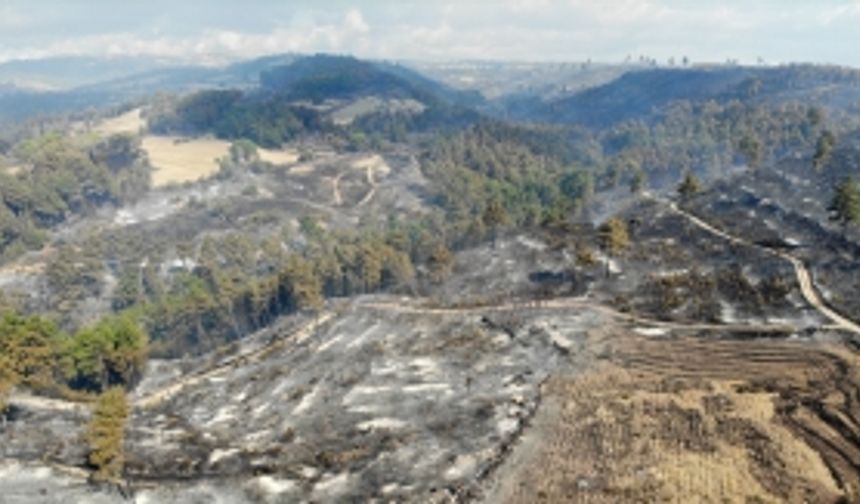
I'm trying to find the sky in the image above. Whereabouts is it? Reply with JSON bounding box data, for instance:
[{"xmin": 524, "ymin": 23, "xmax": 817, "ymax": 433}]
[{"xmin": 1, "ymin": 0, "xmax": 859, "ymax": 66}]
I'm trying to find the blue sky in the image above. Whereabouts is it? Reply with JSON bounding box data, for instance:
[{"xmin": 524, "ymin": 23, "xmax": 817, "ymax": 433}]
[{"xmin": 1, "ymin": 0, "xmax": 859, "ymax": 66}]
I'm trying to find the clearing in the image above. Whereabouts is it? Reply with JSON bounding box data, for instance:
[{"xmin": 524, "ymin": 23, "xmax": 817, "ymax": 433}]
[
  {"xmin": 142, "ymin": 135, "xmax": 231, "ymax": 187},
  {"xmin": 257, "ymin": 147, "xmax": 300, "ymax": 166},
  {"xmin": 94, "ymin": 107, "xmax": 145, "ymax": 136}
]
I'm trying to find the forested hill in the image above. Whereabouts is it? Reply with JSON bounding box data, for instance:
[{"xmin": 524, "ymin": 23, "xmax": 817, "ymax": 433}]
[
  {"xmin": 149, "ymin": 55, "xmax": 481, "ymax": 147},
  {"xmin": 529, "ymin": 65, "xmax": 860, "ymax": 127},
  {"xmin": 260, "ymin": 54, "xmax": 482, "ymax": 107}
]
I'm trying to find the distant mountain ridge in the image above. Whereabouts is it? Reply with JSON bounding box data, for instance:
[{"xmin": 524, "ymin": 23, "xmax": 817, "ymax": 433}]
[
  {"xmin": 534, "ymin": 65, "xmax": 860, "ymax": 127},
  {"xmin": 259, "ymin": 54, "xmax": 483, "ymax": 108}
]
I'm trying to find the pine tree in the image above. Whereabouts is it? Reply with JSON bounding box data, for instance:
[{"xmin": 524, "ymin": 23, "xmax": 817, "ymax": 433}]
[
  {"xmin": 87, "ymin": 387, "xmax": 129, "ymax": 483},
  {"xmin": 829, "ymin": 178, "xmax": 860, "ymax": 229},
  {"xmin": 812, "ymin": 130, "xmax": 836, "ymax": 171},
  {"xmin": 482, "ymin": 198, "xmax": 510, "ymax": 246},
  {"xmin": 0, "ymin": 354, "xmax": 19, "ymax": 423},
  {"xmin": 283, "ymin": 256, "xmax": 324, "ymax": 311},
  {"xmin": 738, "ymin": 134, "xmax": 762, "ymax": 169},
  {"xmin": 428, "ymin": 243, "xmax": 454, "ymax": 284},
  {"xmin": 629, "ymin": 170, "xmax": 647, "ymax": 194},
  {"xmin": 677, "ymin": 172, "xmax": 702, "ymax": 201},
  {"xmin": 598, "ymin": 218, "xmax": 630, "ymax": 257}
]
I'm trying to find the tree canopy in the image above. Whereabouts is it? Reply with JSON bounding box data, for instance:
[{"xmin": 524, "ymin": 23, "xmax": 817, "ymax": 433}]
[{"xmin": 829, "ymin": 177, "xmax": 860, "ymax": 228}]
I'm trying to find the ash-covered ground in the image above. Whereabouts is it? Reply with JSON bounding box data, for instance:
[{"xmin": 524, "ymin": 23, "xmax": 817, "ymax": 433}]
[
  {"xmin": 4, "ymin": 135, "xmax": 860, "ymax": 502},
  {"xmin": 2, "ymin": 294, "xmax": 607, "ymax": 503}
]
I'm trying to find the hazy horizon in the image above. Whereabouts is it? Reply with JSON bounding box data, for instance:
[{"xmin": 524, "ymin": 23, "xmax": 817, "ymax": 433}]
[{"xmin": 1, "ymin": 0, "xmax": 859, "ymax": 67}]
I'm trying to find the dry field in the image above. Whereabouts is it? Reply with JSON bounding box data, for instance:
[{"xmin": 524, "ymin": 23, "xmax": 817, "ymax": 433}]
[
  {"xmin": 258, "ymin": 147, "xmax": 300, "ymax": 166},
  {"xmin": 94, "ymin": 107, "xmax": 145, "ymax": 136},
  {"xmin": 486, "ymin": 330, "xmax": 860, "ymax": 503},
  {"xmin": 142, "ymin": 134, "xmax": 301, "ymax": 186},
  {"xmin": 142, "ymin": 135, "xmax": 231, "ymax": 187}
]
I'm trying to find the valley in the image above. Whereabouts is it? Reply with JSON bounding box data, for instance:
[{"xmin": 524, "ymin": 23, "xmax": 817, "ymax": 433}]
[{"xmin": 1, "ymin": 52, "xmax": 860, "ymax": 503}]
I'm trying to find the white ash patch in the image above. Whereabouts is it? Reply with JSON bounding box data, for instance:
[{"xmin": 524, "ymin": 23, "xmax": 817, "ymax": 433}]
[
  {"xmin": 209, "ymin": 448, "xmax": 240, "ymax": 465},
  {"xmin": 312, "ymin": 472, "xmax": 351, "ymax": 500},
  {"xmin": 409, "ymin": 357, "xmax": 442, "ymax": 379},
  {"xmin": 633, "ymin": 327, "xmax": 670, "ymax": 337},
  {"xmin": 346, "ymin": 322, "xmax": 381, "ymax": 349},
  {"xmin": 292, "ymin": 385, "xmax": 321, "ymax": 415},
  {"xmin": 316, "ymin": 333, "xmax": 344, "ymax": 353},
  {"xmin": 516, "ymin": 235, "xmax": 548, "ymax": 252},
  {"xmin": 497, "ymin": 417, "xmax": 520, "ymax": 436},
  {"xmin": 251, "ymin": 475, "xmax": 297, "ymax": 495},
  {"xmin": 205, "ymin": 405, "xmax": 237, "ymax": 427},
  {"xmin": 402, "ymin": 383, "xmax": 453, "ymax": 395},
  {"xmin": 357, "ymin": 417, "xmax": 408, "ymax": 432},
  {"xmin": 342, "ymin": 385, "xmax": 393, "ymax": 405},
  {"xmin": 445, "ymin": 454, "xmax": 478, "ymax": 481},
  {"xmin": 720, "ymin": 301, "xmax": 737, "ymax": 323}
]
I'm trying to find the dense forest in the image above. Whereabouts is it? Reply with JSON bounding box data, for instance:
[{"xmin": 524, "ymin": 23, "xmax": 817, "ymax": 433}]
[{"xmin": 149, "ymin": 55, "xmax": 479, "ymax": 149}]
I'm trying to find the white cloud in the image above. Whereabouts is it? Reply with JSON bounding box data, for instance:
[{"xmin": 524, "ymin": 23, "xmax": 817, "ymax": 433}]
[
  {"xmin": 344, "ymin": 9, "xmax": 370, "ymax": 34},
  {"xmin": 0, "ymin": 1, "xmax": 858, "ymax": 67},
  {"xmin": 0, "ymin": 6, "xmax": 28, "ymax": 29},
  {"xmin": 0, "ymin": 10, "xmax": 376, "ymax": 64},
  {"xmin": 508, "ymin": 0, "xmax": 551, "ymax": 14}
]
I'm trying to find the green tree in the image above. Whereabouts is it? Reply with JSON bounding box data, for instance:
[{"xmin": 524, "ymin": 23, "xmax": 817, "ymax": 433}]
[
  {"xmin": 86, "ymin": 387, "xmax": 129, "ymax": 483},
  {"xmin": 576, "ymin": 246, "xmax": 599, "ymax": 268},
  {"xmin": 66, "ymin": 315, "xmax": 149, "ymax": 391},
  {"xmin": 229, "ymin": 139, "xmax": 259, "ymax": 164},
  {"xmin": 482, "ymin": 198, "xmax": 510, "ymax": 246},
  {"xmin": 560, "ymin": 170, "xmax": 594, "ymax": 203},
  {"xmin": 428, "ymin": 243, "xmax": 454, "ymax": 284},
  {"xmin": 677, "ymin": 171, "xmax": 702, "ymax": 201},
  {"xmin": 282, "ymin": 256, "xmax": 324, "ymax": 311},
  {"xmin": 629, "ymin": 169, "xmax": 647, "ymax": 194},
  {"xmin": 738, "ymin": 134, "xmax": 762, "ymax": 169},
  {"xmin": 812, "ymin": 130, "xmax": 836, "ymax": 171},
  {"xmin": 829, "ymin": 177, "xmax": 860, "ymax": 229},
  {"xmin": 598, "ymin": 217, "xmax": 630, "ymax": 257},
  {"xmin": 0, "ymin": 353, "xmax": 19, "ymax": 422},
  {"xmin": 0, "ymin": 313, "xmax": 60, "ymax": 389}
]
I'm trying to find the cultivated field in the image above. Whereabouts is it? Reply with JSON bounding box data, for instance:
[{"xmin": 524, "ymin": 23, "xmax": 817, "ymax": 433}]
[
  {"xmin": 485, "ymin": 331, "xmax": 858, "ymax": 503},
  {"xmin": 142, "ymin": 135, "xmax": 231, "ymax": 187}
]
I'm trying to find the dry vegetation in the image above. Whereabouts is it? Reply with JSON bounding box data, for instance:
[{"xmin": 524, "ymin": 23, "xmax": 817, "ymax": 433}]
[
  {"xmin": 257, "ymin": 147, "xmax": 300, "ymax": 166},
  {"xmin": 142, "ymin": 135, "xmax": 231, "ymax": 187},
  {"xmin": 94, "ymin": 108, "xmax": 145, "ymax": 136},
  {"xmin": 487, "ymin": 329, "xmax": 860, "ymax": 503},
  {"xmin": 1, "ymin": 164, "xmax": 23, "ymax": 175},
  {"xmin": 142, "ymin": 134, "xmax": 300, "ymax": 186}
]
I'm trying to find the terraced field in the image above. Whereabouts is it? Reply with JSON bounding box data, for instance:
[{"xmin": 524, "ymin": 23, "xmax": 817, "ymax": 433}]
[{"xmin": 486, "ymin": 332, "xmax": 860, "ymax": 503}]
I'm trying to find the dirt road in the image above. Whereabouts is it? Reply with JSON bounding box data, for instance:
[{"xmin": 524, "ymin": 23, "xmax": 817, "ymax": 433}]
[
  {"xmin": 665, "ymin": 200, "xmax": 860, "ymax": 335},
  {"xmin": 134, "ymin": 311, "xmax": 334, "ymax": 409},
  {"xmin": 360, "ymin": 296, "xmax": 797, "ymax": 334}
]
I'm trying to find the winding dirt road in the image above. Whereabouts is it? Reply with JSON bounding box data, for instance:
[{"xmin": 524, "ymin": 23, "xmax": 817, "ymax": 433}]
[
  {"xmin": 665, "ymin": 200, "xmax": 860, "ymax": 335},
  {"xmin": 355, "ymin": 162, "xmax": 378, "ymax": 208}
]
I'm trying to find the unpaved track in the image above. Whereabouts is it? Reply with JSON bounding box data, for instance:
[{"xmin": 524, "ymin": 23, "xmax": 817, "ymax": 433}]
[
  {"xmin": 361, "ymin": 297, "xmax": 798, "ymax": 334},
  {"xmin": 331, "ymin": 173, "xmax": 345, "ymax": 206},
  {"xmin": 10, "ymin": 313, "xmax": 335, "ymax": 413},
  {"xmin": 134, "ymin": 311, "xmax": 334, "ymax": 409},
  {"xmin": 331, "ymin": 159, "xmax": 380, "ymax": 208},
  {"xmin": 665, "ymin": 200, "xmax": 860, "ymax": 335},
  {"xmin": 6, "ymin": 393, "xmax": 88, "ymax": 414},
  {"xmin": 355, "ymin": 163, "xmax": 378, "ymax": 208}
]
